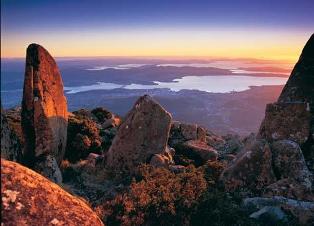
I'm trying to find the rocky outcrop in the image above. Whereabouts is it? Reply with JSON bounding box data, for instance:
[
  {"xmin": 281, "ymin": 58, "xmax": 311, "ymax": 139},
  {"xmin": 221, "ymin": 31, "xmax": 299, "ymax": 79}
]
[
  {"xmin": 105, "ymin": 95, "xmax": 172, "ymax": 173},
  {"xmin": 220, "ymin": 139, "xmax": 276, "ymax": 192},
  {"xmin": 1, "ymin": 159, "xmax": 104, "ymax": 226},
  {"xmin": 21, "ymin": 44, "xmax": 68, "ymax": 182},
  {"xmin": 258, "ymin": 34, "xmax": 314, "ymax": 171},
  {"xmin": 221, "ymin": 35, "xmax": 314, "ymax": 199},
  {"xmin": 1, "ymin": 106, "xmax": 22, "ymax": 162}
]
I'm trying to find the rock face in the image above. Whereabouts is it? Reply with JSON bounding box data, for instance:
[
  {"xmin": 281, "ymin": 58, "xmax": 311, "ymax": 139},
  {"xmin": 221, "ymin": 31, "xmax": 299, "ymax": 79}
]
[
  {"xmin": 21, "ymin": 44, "xmax": 68, "ymax": 182},
  {"xmin": 259, "ymin": 103, "xmax": 311, "ymax": 145},
  {"xmin": 1, "ymin": 106, "xmax": 22, "ymax": 162},
  {"xmin": 271, "ymin": 140, "xmax": 311, "ymax": 183},
  {"xmin": 220, "ymin": 139, "xmax": 276, "ymax": 192},
  {"xmin": 105, "ymin": 95, "xmax": 172, "ymax": 172},
  {"xmin": 1, "ymin": 159, "xmax": 104, "ymax": 226},
  {"xmin": 4, "ymin": 106, "xmax": 24, "ymax": 145}
]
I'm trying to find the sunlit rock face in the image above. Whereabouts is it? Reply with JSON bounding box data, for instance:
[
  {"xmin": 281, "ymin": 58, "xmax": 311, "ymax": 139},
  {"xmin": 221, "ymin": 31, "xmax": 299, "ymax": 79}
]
[
  {"xmin": 21, "ymin": 44, "xmax": 68, "ymax": 183},
  {"xmin": 105, "ymin": 95, "xmax": 172, "ymax": 173},
  {"xmin": 1, "ymin": 159, "xmax": 104, "ymax": 226}
]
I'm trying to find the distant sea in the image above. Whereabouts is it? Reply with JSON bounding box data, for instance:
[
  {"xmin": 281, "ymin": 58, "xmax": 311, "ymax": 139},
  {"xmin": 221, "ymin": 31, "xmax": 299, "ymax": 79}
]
[{"xmin": 1, "ymin": 58, "xmax": 291, "ymax": 135}]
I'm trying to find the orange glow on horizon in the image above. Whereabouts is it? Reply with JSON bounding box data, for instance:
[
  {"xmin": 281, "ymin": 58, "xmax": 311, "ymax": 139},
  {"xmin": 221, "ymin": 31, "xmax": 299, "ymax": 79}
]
[{"xmin": 1, "ymin": 28, "xmax": 311, "ymax": 63}]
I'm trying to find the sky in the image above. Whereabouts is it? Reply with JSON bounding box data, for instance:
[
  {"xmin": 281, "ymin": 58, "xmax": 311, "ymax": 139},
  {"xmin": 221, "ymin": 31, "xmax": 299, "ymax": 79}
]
[{"xmin": 1, "ymin": 0, "xmax": 314, "ymax": 60}]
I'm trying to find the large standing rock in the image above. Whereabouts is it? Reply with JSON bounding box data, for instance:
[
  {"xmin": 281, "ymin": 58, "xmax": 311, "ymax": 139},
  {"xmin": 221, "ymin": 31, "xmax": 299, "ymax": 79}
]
[
  {"xmin": 220, "ymin": 139, "xmax": 276, "ymax": 192},
  {"xmin": 21, "ymin": 44, "xmax": 68, "ymax": 182},
  {"xmin": 1, "ymin": 106, "xmax": 22, "ymax": 162},
  {"xmin": 105, "ymin": 95, "xmax": 172, "ymax": 173},
  {"xmin": 1, "ymin": 159, "xmax": 104, "ymax": 226}
]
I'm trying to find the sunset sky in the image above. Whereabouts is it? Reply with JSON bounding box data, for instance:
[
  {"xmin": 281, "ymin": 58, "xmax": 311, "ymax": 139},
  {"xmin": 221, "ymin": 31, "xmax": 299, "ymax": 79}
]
[{"xmin": 1, "ymin": 0, "xmax": 313, "ymax": 60}]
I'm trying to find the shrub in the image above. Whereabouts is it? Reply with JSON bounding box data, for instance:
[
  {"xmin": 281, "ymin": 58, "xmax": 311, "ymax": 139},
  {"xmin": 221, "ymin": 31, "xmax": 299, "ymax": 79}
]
[{"xmin": 98, "ymin": 165, "xmax": 207, "ymax": 226}]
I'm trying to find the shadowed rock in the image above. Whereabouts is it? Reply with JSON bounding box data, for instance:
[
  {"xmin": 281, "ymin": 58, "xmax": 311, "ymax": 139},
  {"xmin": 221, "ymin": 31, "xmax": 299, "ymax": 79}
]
[
  {"xmin": 1, "ymin": 159, "xmax": 104, "ymax": 226},
  {"xmin": 244, "ymin": 196, "xmax": 314, "ymax": 225},
  {"xmin": 220, "ymin": 139, "xmax": 276, "ymax": 192},
  {"xmin": 1, "ymin": 106, "xmax": 22, "ymax": 162},
  {"xmin": 105, "ymin": 95, "xmax": 172, "ymax": 173},
  {"xmin": 21, "ymin": 44, "xmax": 68, "ymax": 182},
  {"xmin": 259, "ymin": 103, "xmax": 311, "ymax": 145}
]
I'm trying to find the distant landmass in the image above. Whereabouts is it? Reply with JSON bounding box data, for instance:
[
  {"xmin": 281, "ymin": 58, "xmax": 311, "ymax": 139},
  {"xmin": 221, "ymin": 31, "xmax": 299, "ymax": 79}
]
[{"xmin": 1, "ymin": 57, "xmax": 290, "ymax": 135}]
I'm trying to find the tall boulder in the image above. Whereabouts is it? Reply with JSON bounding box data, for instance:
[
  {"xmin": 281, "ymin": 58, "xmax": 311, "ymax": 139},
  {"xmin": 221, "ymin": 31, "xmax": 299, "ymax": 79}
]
[
  {"xmin": 1, "ymin": 106, "xmax": 22, "ymax": 162},
  {"xmin": 1, "ymin": 159, "xmax": 104, "ymax": 226},
  {"xmin": 105, "ymin": 95, "xmax": 172, "ymax": 173},
  {"xmin": 21, "ymin": 44, "xmax": 68, "ymax": 182}
]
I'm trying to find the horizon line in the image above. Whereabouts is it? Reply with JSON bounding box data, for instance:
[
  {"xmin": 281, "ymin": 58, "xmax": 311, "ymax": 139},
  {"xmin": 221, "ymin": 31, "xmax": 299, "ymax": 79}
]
[{"xmin": 0, "ymin": 55, "xmax": 296, "ymax": 62}]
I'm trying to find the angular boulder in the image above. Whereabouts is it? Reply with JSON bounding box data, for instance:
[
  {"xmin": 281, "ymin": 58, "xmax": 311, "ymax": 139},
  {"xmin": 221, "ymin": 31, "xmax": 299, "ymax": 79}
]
[
  {"xmin": 1, "ymin": 159, "xmax": 104, "ymax": 226},
  {"xmin": 179, "ymin": 140, "xmax": 218, "ymax": 164},
  {"xmin": 1, "ymin": 106, "xmax": 22, "ymax": 162},
  {"xmin": 105, "ymin": 95, "xmax": 172, "ymax": 172},
  {"xmin": 168, "ymin": 121, "xmax": 206, "ymax": 146},
  {"xmin": 220, "ymin": 139, "xmax": 276, "ymax": 192},
  {"xmin": 21, "ymin": 44, "xmax": 68, "ymax": 182}
]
